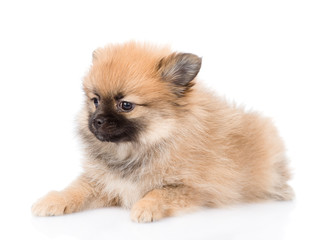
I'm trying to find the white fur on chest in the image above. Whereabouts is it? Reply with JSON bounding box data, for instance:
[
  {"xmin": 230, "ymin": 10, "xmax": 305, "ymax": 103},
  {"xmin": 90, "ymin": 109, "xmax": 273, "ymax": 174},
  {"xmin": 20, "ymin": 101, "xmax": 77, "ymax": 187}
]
[
  {"xmin": 84, "ymin": 160, "xmax": 146, "ymax": 209},
  {"xmin": 102, "ymin": 172, "xmax": 144, "ymax": 209},
  {"xmin": 84, "ymin": 143, "xmax": 165, "ymax": 209}
]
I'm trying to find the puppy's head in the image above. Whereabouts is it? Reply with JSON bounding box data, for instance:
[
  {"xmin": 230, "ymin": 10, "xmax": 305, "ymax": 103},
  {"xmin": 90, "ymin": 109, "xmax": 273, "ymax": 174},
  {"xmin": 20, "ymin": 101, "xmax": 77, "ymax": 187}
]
[{"xmin": 82, "ymin": 42, "xmax": 201, "ymax": 144}]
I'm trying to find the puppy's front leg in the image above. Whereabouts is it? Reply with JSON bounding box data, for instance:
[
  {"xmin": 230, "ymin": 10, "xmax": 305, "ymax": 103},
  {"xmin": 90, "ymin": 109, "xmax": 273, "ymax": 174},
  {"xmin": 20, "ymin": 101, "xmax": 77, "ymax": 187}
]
[
  {"xmin": 131, "ymin": 185, "xmax": 202, "ymax": 223},
  {"xmin": 32, "ymin": 174, "xmax": 109, "ymax": 216}
]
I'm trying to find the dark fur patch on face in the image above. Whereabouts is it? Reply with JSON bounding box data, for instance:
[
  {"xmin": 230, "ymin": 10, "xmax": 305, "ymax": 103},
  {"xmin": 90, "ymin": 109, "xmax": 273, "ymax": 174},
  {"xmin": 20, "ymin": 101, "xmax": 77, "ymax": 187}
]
[
  {"xmin": 88, "ymin": 96, "xmax": 144, "ymax": 143},
  {"xmin": 114, "ymin": 93, "xmax": 124, "ymax": 101}
]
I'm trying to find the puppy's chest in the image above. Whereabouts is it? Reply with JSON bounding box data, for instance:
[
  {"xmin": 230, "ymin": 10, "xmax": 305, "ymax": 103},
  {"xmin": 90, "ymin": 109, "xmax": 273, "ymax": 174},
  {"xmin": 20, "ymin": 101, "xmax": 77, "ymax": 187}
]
[
  {"xmin": 86, "ymin": 160, "xmax": 159, "ymax": 208},
  {"xmin": 86, "ymin": 144, "xmax": 170, "ymax": 208},
  {"xmin": 101, "ymin": 173, "xmax": 145, "ymax": 208}
]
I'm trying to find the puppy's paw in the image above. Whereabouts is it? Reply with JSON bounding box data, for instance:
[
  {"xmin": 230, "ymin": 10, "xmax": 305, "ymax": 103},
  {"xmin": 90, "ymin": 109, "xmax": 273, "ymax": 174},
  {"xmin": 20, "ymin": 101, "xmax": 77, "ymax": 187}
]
[
  {"xmin": 130, "ymin": 199, "xmax": 164, "ymax": 223},
  {"xmin": 32, "ymin": 191, "xmax": 78, "ymax": 216}
]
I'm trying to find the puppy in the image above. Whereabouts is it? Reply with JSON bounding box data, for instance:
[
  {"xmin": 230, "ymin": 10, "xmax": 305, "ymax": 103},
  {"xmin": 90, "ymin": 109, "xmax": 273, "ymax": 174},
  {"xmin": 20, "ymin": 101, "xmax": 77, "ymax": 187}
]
[{"xmin": 32, "ymin": 42, "xmax": 293, "ymax": 222}]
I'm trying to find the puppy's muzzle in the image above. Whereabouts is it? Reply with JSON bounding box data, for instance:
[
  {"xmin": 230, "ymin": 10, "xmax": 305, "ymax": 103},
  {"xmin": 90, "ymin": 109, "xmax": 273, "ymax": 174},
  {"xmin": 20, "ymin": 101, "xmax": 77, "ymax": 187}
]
[{"xmin": 92, "ymin": 114, "xmax": 106, "ymax": 130}]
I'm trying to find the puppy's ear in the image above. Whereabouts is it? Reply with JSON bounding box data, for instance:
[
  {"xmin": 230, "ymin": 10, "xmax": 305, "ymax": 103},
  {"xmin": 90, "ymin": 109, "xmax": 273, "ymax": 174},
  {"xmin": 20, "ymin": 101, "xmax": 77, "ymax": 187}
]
[
  {"xmin": 92, "ymin": 48, "xmax": 104, "ymax": 62},
  {"xmin": 157, "ymin": 53, "xmax": 202, "ymax": 96}
]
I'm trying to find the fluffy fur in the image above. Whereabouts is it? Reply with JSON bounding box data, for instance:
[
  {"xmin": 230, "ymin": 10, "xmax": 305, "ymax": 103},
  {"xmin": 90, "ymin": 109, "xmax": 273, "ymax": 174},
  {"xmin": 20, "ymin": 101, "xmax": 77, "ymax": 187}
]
[{"xmin": 32, "ymin": 42, "xmax": 293, "ymax": 222}]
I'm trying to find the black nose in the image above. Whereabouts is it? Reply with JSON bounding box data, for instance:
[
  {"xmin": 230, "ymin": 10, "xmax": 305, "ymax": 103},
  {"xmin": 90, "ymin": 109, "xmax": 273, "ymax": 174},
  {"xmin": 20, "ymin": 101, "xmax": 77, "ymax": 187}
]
[{"xmin": 93, "ymin": 115, "xmax": 105, "ymax": 130}]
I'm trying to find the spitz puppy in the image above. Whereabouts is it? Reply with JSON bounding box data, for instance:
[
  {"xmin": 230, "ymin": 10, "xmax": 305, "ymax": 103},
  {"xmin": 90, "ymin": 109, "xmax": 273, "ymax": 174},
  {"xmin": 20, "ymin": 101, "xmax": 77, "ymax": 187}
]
[{"xmin": 32, "ymin": 42, "xmax": 293, "ymax": 222}]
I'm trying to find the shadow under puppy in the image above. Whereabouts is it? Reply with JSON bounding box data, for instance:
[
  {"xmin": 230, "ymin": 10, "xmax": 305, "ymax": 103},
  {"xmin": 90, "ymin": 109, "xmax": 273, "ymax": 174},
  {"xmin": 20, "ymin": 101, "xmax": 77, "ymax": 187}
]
[{"xmin": 32, "ymin": 42, "xmax": 293, "ymax": 222}]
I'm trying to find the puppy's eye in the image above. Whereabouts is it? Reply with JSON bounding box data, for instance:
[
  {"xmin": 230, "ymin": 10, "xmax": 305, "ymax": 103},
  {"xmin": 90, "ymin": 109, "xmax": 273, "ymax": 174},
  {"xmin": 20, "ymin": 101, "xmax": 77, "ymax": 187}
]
[
  {"xmin": 92, "ymin": 98, "xmax": 99, "ymax": 108},
  {"xmin": 118, "ymin": 101, "xmax": 135, "ymax": 112}
]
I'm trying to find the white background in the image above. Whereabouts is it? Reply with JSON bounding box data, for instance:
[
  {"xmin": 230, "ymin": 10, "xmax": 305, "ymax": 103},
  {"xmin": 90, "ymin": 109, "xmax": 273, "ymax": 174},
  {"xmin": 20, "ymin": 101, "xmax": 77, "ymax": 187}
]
[{"xmin": 0, "ymin": 1, "xmax": 308, "ymax": 239}]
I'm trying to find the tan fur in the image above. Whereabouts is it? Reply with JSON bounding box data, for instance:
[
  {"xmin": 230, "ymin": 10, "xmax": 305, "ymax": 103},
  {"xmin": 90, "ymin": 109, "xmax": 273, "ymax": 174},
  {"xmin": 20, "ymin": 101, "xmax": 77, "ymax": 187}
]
[{"xmin": 32, "ymin": 42, "xmax": 293, "ymax": 222}]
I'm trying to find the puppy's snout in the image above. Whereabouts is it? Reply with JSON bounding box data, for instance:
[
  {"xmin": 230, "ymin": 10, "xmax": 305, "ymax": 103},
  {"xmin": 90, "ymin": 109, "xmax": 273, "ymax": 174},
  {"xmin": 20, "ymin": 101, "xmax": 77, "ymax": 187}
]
[{"xmin": 93, "ymin": 115, "xmax": 105, "ymax": 130}]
